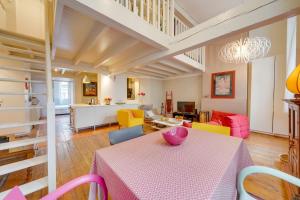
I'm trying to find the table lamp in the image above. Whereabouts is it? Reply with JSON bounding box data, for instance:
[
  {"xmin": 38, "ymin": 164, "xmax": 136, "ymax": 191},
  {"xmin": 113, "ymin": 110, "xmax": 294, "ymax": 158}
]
[{"xmin": 286, "ymin": 64, "xmax": 300, "ymax": 98}]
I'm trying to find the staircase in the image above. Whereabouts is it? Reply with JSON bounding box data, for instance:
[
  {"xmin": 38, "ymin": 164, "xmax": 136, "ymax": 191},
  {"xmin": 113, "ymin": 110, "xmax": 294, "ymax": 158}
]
[{"xmin": 0, "ymin": 1, "xmax": 56, "ymax": 198}]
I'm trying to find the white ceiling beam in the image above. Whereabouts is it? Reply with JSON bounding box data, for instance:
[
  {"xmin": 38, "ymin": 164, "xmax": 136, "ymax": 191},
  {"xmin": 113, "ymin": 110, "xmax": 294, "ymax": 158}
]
[
  {"xmin": 0, "ymin": 44, "xmax": 45, "ymax": 57},
  {"xmin": 127, "ymin": 71, "xmax": 163, "ymax": 80},
  {"xmin": 94, "ymin": 39, "xmax": 139, "ymax": 68},
  {"xmin": 174, "ymin": 2, "xmax": 198, "ymax": 26},
  {"xmin": 132, "ymin": 69, "xmax": 166, "ymax": 78},
  {"xmin": 110, "ymin": 0, "xmax": 300, "ymax": 74},
  {"xmin": 173, "ymin": 54, "xmax": 205, "ymax": 71},
  {"xmin": 73, "ymin": 23, "xmax": 108, "ymax": 65},
  {"xmin": 148, "ymin": 63, "xmax": 182, "ymax": 74},
  {"xmin": 62, "ymin": 0, "xmax": 172, "ymax": 50},
  {"xmin": 52, "ymin": 58, "xmax": 109, "ymax": 74},
  {"xmin": 139, "ymin": 67, "xmax": 171, "ymax": 76},
  {"xmin": 158, "ymin": 60, "xmax": 192, "ymax": 73},
  {"xmin": 52, "ymin": 1, "xmax": 64, "ymax": 60}
]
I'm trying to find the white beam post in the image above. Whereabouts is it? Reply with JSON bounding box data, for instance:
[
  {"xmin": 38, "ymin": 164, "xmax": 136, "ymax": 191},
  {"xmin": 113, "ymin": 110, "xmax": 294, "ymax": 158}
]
[
  {"xmin": 44, "ymin": 0, "xmax": 56, "ymax": 193},
  {"xmin": 170, "ymin": 0, "xmax": 174, "ymax": 36},
  {"xmin": 157, "ymin": 0, "xmax": 160, "ymax": 30}
]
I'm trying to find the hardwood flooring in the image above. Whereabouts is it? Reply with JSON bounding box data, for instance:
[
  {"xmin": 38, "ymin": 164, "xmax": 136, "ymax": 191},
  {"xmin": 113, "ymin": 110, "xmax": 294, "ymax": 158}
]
[{"xmin": 1, "ymin": 115, "xmax": 289, "ymax": 200}]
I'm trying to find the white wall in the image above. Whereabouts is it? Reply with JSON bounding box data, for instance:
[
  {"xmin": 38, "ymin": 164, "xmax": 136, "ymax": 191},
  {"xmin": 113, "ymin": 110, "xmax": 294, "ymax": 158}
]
[
  {"xmin": 201, "ymin": 35, "xmax": 248, "ymax": 115},
  {"xmin": 0, "ymin": 0, "xmax": 44, "ymax": 39},
  {"xmin": 163, "ymin": 75, "xmax": 202, "ymax": 112},
  {"xmin": 99, "ymin": 74, "xmax": 164, "ymax": 109}
]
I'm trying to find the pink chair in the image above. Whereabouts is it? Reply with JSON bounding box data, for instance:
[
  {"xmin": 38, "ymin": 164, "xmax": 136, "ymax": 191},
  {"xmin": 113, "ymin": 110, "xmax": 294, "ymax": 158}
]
[{"xmin": 4, "ymin": 174, "xmax": 108, "ymax": 200}]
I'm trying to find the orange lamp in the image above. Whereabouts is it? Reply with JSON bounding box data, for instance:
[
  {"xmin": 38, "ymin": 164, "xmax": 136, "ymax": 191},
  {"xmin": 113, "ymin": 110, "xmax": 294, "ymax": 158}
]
[{"xmin": 286, "ymin": 64, "xmax": 300, "ymax": 94}]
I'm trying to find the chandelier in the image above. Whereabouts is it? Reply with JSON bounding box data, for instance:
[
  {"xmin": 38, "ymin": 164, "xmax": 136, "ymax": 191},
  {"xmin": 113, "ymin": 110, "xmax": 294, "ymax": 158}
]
[{"xmin": 218, "ymin": 37, "xmax": 271, "ymax": 64}]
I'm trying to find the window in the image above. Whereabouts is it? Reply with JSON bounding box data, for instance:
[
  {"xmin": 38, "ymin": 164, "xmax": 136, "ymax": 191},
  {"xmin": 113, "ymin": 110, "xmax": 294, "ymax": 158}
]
[{"xmin": 53, "ymin": 80, "xmax": 74, "ymax": 106}]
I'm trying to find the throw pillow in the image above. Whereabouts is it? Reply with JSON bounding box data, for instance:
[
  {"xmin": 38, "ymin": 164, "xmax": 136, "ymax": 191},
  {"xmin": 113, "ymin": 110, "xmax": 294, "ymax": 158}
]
[
  {"xmin": 182, "ymin": 121, "xmax": 192, "ymax": 128},
  {"xmin": 145, "ymin": 110, "xmax": 155, "ymax": 118},
  {"xmin": 211, "ymin": 110, "xmax": 235, "ymax": 124}
]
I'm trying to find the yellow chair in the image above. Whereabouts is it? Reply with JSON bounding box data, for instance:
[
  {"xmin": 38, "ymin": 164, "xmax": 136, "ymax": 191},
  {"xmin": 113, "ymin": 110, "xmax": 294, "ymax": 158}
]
[
  {"xmin": 192, "ymin": 122, "xmax": 230, "ymax": 136},
  {"xmin": 117, "ymin": 109, "xmax": 144, "ymax": 128}
]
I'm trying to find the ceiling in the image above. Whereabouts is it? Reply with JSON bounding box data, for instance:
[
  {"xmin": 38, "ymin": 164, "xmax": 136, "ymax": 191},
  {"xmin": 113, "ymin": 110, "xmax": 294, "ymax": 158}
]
[{"xmin": 175, "ymin": 0, "xmax": 245, "ymax": 24}]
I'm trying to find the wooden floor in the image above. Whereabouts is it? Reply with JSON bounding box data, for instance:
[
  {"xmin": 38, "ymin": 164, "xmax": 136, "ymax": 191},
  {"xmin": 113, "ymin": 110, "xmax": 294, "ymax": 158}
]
[{"xmin": 1, "ymin": 115, "xmax": 289, "ymax": 200}]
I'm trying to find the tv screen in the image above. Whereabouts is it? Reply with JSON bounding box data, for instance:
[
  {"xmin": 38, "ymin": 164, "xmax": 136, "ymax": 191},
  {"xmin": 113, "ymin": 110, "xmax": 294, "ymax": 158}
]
[{"xmin": 177, "ymin": 102, "xmax": 195, "ymax": 113}]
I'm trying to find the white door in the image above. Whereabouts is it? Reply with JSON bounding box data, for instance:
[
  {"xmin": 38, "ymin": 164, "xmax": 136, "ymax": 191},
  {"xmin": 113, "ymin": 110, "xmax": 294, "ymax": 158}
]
[{"xmin": 250, "ymin": 57, "xmax": 275, "ymax": 134}]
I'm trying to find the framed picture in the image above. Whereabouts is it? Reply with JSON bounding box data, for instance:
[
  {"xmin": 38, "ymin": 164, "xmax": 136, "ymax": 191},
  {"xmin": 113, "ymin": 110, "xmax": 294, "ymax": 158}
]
[
  {"xmin": 127, "ymin": 78, "xmax": 136, "ymax": 100},
  {"xmin": 83, "ymin": 82, "xmax": 97, "ymax": 96},
  {"xmin": 211, "ymin": 70, "xmax": 235, "ymax": 98}
]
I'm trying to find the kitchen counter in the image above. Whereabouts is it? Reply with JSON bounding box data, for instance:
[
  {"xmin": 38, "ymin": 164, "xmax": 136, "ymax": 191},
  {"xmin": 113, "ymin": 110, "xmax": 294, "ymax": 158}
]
[{"xmin": 70, "ymin": 103, "xmax": 139, "ymax": 132}]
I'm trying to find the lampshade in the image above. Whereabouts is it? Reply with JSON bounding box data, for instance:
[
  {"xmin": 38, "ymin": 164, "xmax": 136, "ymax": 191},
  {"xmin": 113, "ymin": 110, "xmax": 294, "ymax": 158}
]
[
  {"xmin": 82, "ymin": 75, "xmax": 90, "ymax": 83},
  {"xmin": 286, "ymin": 64, "xmax": 300, "ymax": 94}
]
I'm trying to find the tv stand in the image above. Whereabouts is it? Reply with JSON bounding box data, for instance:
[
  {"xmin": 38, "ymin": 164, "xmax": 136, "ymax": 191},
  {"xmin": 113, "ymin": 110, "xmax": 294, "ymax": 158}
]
[{"xmin": 173, "ymin": 112, "xmax": 198, "ymax": 122}]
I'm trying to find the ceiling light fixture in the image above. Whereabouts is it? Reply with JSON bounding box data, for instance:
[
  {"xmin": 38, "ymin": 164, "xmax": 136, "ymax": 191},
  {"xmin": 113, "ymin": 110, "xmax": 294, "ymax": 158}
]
[
  {"xmin": 82, "ymin": 75, "xmax": 91, "ymax": 83},
  {"xmin": 218, "ymin": 37, "xmax": 271, "ymax": 64}
]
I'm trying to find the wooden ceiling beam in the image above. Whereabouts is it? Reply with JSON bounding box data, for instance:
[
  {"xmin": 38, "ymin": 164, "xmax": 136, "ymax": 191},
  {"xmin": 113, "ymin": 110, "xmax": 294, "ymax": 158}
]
[
  {"xmin": 94, "ymin": 39, "xmax": 139, "ymax": 68},
  {"xmin": 73, "ymin": 23, "xmax": 108, "ymax": 65}
]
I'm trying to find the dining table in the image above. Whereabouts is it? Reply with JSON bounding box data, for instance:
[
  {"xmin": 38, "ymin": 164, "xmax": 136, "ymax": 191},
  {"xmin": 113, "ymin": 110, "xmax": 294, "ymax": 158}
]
[{"xmin": 89, "ymin": 127, "xmax": 253, "ymax": 200}]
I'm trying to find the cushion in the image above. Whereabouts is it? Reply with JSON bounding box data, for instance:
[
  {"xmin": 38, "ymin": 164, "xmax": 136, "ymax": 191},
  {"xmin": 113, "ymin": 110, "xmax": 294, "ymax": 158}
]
[
  {"xmin": 211, "ymin": 110, "xmax": 235, "ymax": 124},
  {"xmin": 4, "ymin": 186, "xmax": 26, "ymax": 200},
  {"xmin": 224, "ymin": 115, "xmax": 249, "ymax": 138},
  {"xmin": 145, "ymin": 110, "xmax": 155, "ymax": 118},
  {"xmin": 182, "ymin": 121, "xmax": 192, "ymax": 128},
  {"xmin": 207, "ymin": 121, "xmax": 222, "ymax": 126},
  {"xmin": 127, "ymin": 110, "xmax": 134, "ymax": 118}
]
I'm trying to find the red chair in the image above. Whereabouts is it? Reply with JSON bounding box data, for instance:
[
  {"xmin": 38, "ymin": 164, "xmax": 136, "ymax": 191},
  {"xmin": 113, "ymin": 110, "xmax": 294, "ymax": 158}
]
[{"xmin": 4, "ymin": 174, "xmax": 108, "ymax": 200}]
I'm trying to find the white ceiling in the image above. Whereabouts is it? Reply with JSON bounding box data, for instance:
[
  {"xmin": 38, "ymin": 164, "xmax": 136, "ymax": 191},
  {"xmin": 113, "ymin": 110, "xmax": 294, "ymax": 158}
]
[{"xmin": 175, "ymin": 0, "xmax": 245, "ymax": 24}]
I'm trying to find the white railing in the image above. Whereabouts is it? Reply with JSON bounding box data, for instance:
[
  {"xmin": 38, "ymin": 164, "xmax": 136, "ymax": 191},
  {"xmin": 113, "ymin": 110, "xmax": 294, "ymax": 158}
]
[
  {"xmin": 115, "ymin": 0, "xmax": 174, "ymax": 36},
  {"xmin": 114, "ymin": 0, "xmax": 204, "ymax": 66},
  {"xmin": 174, "ymin": 16, "xmax": 205, "ymax": 64}
]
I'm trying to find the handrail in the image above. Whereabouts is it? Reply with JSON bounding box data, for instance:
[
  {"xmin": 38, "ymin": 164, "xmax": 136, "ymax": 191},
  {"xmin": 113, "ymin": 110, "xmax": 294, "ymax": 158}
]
[{"xmin": 113, "ymin": 0, "xmax": 205, "ymax": 66}]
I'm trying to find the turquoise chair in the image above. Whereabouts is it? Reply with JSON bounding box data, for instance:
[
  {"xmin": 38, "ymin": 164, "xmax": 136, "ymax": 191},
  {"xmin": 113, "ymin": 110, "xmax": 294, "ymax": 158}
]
[
  {"xmin": 238, "ymin": 166, "xmax": 300, "ymax": 200},
  {"xmin": 109, "ymin": 125, "xmax": 144, "ymax": 145}
]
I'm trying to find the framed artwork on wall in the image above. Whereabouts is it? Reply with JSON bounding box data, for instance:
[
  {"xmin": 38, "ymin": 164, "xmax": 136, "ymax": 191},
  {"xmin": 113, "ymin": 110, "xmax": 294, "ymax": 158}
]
[
  {"xmin": 127, "ymin": 78, "xmax": 136, "ymax": 100},
  {"xmin": 83, "ymin": 82, "xmax": 97, "ymax": 96},
  {"xmin": 211, "ymin": 70, "xmax": 235, "ymax": 98}
]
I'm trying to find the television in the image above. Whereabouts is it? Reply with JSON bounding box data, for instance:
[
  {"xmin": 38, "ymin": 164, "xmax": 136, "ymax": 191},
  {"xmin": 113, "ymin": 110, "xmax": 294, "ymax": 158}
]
[{"xmin": 177, "ymin": 102, "xmax": 195, "ymax": 113}]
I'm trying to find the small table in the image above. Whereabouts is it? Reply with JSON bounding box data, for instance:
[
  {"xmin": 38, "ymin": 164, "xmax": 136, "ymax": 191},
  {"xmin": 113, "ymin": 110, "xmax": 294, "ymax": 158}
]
[{"xmin": 151, "ymin": 118, "xmax": 190, "ymax": 130}]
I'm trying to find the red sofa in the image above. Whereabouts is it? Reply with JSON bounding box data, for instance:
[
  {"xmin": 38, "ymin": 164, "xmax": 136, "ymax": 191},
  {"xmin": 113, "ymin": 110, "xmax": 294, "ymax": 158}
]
[{"xmin": 209, "ymin": 110, "xmax": 250, "ymax": 139}]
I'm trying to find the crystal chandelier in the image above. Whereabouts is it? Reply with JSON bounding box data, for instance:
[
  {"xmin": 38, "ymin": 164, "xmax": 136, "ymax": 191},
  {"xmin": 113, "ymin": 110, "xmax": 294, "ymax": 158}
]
[{"xmin": 218, "ymin": 37, "xmax": 271, "ymax": 64}]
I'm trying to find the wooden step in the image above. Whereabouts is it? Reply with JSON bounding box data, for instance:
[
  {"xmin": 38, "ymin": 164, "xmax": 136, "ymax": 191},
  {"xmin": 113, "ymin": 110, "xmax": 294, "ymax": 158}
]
[
  {"xmin": 0, "ymin": 136, "xmax": 47, "ymax": 151},
  {"xmin": 0, "ymin": 176, "xmax": 48, "ymax": 199},
  {"xmin": 0, "ymin": 155, "xmax": 47, "ymax": 176}
]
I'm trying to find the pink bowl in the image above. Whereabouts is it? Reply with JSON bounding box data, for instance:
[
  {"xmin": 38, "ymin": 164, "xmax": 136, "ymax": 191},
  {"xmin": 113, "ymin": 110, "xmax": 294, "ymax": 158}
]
[{"xmin": 162, "ymin": 127, "xmax": 188, "ymax": 146}]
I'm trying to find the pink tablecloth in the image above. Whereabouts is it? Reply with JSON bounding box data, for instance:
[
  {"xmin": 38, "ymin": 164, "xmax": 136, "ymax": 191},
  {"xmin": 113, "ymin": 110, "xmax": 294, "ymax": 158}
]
[{"xmin": 89, "ymin": 128, "xmax": 253, "ymax": 200}]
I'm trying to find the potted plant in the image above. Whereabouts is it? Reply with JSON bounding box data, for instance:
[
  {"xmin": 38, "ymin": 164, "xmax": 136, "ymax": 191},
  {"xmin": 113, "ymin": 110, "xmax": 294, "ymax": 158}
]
[{"xmin": 104, "ymin": 97, "xmax": 112, "ymax": 105}]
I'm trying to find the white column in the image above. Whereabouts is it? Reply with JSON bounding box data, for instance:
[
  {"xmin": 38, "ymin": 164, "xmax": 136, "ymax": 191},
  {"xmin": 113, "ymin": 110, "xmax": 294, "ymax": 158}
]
[
  {"xmin": 157, "ymin": 0, "xmax": 160, "ymax": 30},
  {"xmin": 44, "ymin": 0, "xmax": 56, "ymax": 192},
  {"xmin": 285, "ymin": 16, "xmax": 297, "ymax": 100}
]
